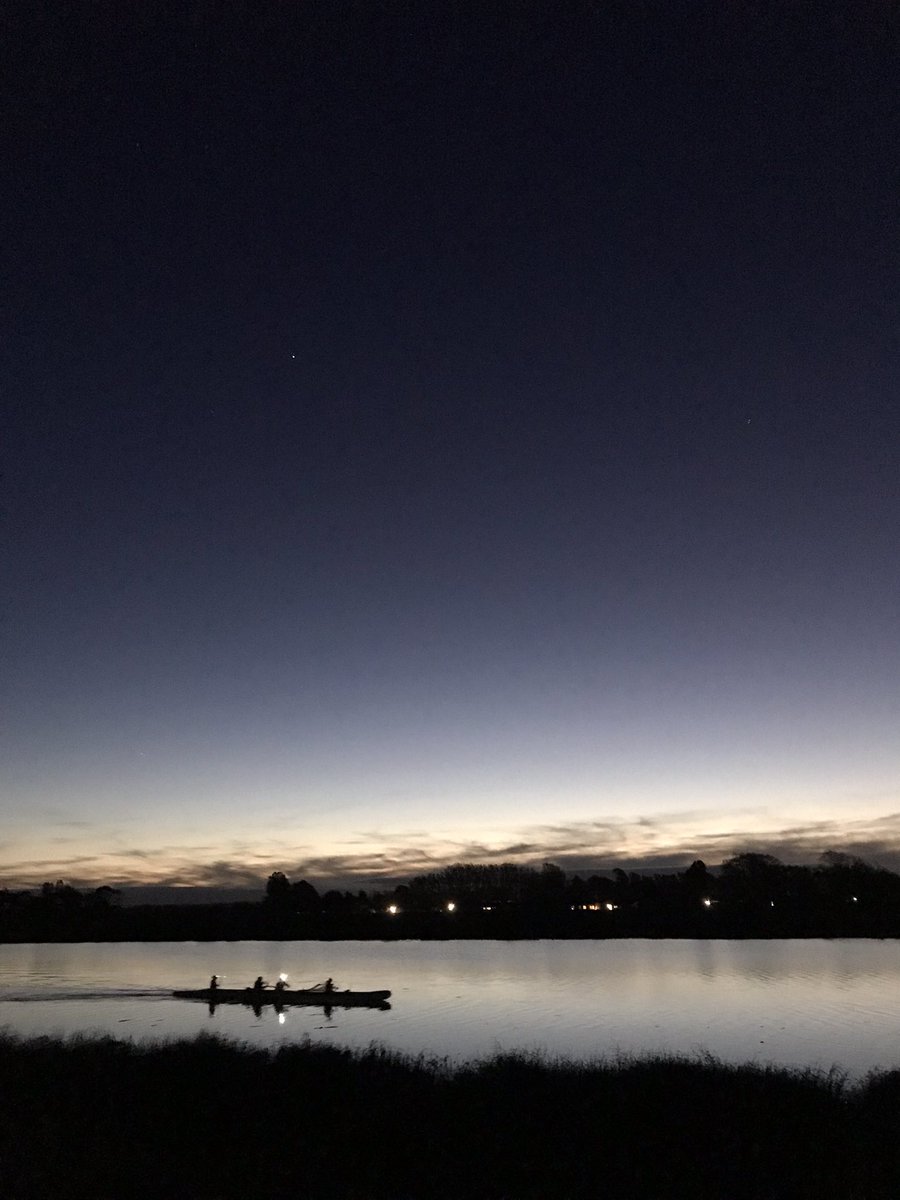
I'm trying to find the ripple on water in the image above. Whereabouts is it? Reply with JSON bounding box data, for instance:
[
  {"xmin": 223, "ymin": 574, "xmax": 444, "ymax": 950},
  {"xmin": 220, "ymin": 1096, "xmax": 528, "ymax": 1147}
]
[{"xmin": 2, "ymin": 939, "xmax": 900, "ymax": 1078}]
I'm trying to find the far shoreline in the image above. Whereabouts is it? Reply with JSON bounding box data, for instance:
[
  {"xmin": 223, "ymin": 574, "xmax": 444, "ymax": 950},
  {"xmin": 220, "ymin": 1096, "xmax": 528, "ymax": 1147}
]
[
  {"xmin": 5, "ymin": 904, "xmax": 900, "ymax": 943},
  {"xmin": 7, "ymin": 854, "xmax": 900, "ymax": 941}
]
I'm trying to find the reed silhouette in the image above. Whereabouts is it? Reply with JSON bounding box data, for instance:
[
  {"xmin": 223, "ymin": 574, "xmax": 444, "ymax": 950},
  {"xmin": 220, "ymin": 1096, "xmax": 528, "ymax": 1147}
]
[{"xmin": 0, "ymin": 1031, "xmax": 896, "ymax": 1198}]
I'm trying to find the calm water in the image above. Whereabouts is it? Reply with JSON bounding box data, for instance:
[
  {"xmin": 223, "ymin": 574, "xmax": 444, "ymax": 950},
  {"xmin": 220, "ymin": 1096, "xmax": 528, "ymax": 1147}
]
[{"xmin": 2, "ymin": 939, "xmax": 899, "ymax": 1079}]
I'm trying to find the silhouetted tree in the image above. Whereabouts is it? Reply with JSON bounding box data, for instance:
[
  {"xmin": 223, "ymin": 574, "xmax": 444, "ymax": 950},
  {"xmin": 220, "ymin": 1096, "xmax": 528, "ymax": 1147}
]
[
  {"xmin": 612, "ymin": 868, "xmax": 632, "ymax": 905},
  {"xmin": 40, "ymin": 881, "xmax": 83, "ymax": 909},
  {"xmin": 265, "ymin": 871, "xmax": 292, "ymax": 909},
  {"xmin": 517, "ymin": 862, "xmax": 566, "ymax": 912},
  {"xmin": 719, "ymin": 853, "xmax": 785, "ymax": 907},
  {"xmin": 321, "ymin": 890, "xmax": 347, "ymax": 913},
  {"xmin": 817, "ymin": 850, "xmax": 900, "ymax": 910},
  {"xmin": 682, "ymin": 859, "xmax": 716, "ymax": 902},
  {"xmin": 586, "ymin": 874, "xmax": 616, "ymax": 903},
  {"xmin": 290, "ymin": 879, "xmax": 320, "ymax": 913},
  {"xmin": 540, "ymin": 861, "xmax": 566, "ymax": 893},
  {"xmin": 408, "ymin": 862, "xmax": 543, "ymax": 906},
  {"xmin": 568, "ymin": 875, "xmax": 588, "ymax": 904}
]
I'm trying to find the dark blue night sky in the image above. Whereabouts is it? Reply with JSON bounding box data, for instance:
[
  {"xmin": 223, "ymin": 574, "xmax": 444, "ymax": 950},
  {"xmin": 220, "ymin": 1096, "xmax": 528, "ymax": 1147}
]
[{"xmin": 4, "ymin": 2, "xmax": 899, "ymax": 892}]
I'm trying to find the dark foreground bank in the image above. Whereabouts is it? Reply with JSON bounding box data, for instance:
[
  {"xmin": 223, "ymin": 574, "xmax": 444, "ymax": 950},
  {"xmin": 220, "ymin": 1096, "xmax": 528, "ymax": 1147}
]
[{"xmin": 1, "ymin": 1034, "xmax": 899, "ymax": 1199}]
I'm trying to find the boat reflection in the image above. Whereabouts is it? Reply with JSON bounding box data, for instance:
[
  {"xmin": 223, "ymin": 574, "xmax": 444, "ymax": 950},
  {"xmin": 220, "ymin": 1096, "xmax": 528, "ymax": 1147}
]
[{"xmin": 188, "ymin": 986, "xmax": 391, "ymax": 1016}]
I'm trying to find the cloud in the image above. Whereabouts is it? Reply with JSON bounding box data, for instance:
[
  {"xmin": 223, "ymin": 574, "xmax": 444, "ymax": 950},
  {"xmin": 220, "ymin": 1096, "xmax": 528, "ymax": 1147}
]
[
  {"xmin": 5, "ymin": 810, "xmax": 900, "ymax": 892},
  {"xmin": 37, "ymin": 808, "xmax": 94, "ymax": 830},
  {"xmin": 154, "ymin": 861, "xmax": 271, "ymax": 889}
]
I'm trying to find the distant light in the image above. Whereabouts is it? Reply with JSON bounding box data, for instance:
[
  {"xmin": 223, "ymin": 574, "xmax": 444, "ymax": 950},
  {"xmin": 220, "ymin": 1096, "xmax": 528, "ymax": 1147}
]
[
  {"xmin": 482, "ymin": 905, "xmax": 493, "ymax": 911},
  {"xmin": 702, "ymin": 898, "xmax": 712, "ymax": 908},
  {"xmin": 851, "ymin": 896, "xmax": 858, "ymax": 902},
  {"xmin": 770, "ymin": 901, "xmax": 775, "ymax": 907},
  {"xmin": 446, "ymin": 901, "xmax": 456, "ymax": 912},
  {"xmin": 278, "ymin": 1012, "xmax": 286, "ymax": 1025},
  {"xmin": 279, "ymin": 973, "xmax": 288, "ymax": 981},
  {"xmin": 387, "ymin": 904, "xmax": 399, "ymax": 915},
  {"xmin": 605, "ymin": 902, "xmax": 616, "ymax": 911}
]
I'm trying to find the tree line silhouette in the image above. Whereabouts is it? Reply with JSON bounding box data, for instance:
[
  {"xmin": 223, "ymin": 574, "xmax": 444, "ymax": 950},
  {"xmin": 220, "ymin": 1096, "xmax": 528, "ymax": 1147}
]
[{"xmin": 3, "ymin": 851, "xmax": 900, "ymax": 941}]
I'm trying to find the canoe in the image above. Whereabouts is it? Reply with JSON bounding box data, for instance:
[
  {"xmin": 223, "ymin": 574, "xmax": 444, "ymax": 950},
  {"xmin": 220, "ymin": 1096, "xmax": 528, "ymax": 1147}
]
[{"xmin": 173, "ymin": 987, "xmax": 391, "ymax": 1008}]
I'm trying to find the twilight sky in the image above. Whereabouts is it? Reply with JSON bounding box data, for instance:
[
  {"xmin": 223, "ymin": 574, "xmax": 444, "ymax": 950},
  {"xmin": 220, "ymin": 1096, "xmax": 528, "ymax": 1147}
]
[{"xmin": 3, "ymin": 2, "xmax": 899, "ymax": 894}]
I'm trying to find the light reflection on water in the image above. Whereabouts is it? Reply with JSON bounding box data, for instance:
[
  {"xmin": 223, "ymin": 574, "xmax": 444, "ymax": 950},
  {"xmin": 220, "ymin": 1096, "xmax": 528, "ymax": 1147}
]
[{"xmin": 1, "ymin": 939, "xmax": 899, "ymax": 1079}]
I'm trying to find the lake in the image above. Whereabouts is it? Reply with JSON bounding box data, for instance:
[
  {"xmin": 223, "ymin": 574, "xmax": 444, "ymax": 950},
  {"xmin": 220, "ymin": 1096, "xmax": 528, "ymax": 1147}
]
[{"xmin": 2, "ymin": 938, "xmax": 899, "ymax": 1079}]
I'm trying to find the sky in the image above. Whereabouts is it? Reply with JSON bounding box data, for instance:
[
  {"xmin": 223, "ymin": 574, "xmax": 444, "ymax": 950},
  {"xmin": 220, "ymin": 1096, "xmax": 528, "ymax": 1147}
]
[{"xmin": 3, "ymin": 2, "xmax": 899, "ymax": 895}]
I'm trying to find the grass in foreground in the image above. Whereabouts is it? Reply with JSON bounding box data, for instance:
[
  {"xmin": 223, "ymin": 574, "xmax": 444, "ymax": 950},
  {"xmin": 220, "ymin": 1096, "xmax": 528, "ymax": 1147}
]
[{"xmin": 0, "ymin": 1031, "xmax": 899, "ymax": 1198}]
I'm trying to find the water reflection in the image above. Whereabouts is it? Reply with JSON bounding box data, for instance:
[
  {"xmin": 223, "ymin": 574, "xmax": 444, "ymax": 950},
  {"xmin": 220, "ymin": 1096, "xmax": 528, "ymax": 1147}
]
[{"xmin": 2, "ymin": 939, "xmax": 900, "ymax": 1078}]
